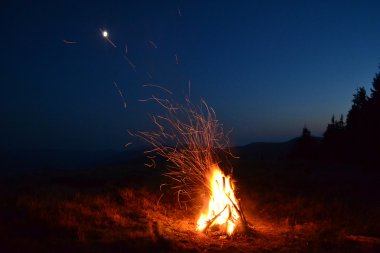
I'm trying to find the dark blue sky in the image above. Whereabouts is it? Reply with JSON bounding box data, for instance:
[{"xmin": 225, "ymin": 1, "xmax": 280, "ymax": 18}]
[{"xmin": 1, "ymin": 0, "xmax": 380, "ymax": 150}]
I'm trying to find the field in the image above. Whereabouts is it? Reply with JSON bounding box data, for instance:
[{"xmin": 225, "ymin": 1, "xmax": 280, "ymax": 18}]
[{"xmin": 1, "ymin": 153, "xmax": 379, "ymax": 252}]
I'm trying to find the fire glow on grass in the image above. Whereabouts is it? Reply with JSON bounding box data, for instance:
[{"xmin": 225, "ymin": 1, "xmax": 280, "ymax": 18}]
[{"xmin": 133, "ymin": 97, "xmax": 247, "ymax": 235}]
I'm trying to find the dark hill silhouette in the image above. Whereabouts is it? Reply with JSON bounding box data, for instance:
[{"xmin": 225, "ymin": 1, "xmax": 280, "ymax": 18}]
[
  {"xmin": 0, "ymin": 148, "xmax": 145, "ymax": 173},
  {"xmin": 237, "ymin": 140, "xmax": 296, "ymax": 161},
  {"xmin": 1, "ymin": 135, "xmax": 327, "ymax": 174}
]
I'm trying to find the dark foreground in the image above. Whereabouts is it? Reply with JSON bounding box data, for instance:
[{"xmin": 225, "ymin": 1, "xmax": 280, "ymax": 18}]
[{"xmin": 1, "ymin": 158, "xmax": 379, "ymax": 253}]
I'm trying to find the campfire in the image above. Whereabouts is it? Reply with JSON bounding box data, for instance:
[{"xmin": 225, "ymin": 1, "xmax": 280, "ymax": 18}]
[
  {"xmin": 133, "ymin": 97, "xmax": 247, "ymax": 235},
  {"xmin": 197, "ymin": 164, "xmax": 243, "ymax": 235}
]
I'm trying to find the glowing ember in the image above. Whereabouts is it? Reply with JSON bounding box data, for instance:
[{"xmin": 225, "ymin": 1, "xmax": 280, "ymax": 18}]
[{"xmin": 196, "ymin": 165, "xmax": 240, "ymax": 235}]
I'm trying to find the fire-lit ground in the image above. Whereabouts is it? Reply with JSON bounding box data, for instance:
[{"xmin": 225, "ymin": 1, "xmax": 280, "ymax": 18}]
[{"xmin": 1, "ymin": 160, "xmax": 379, "ymax": 253}]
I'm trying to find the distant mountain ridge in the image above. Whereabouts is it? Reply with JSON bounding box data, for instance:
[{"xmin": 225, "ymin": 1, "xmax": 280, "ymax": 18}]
[
  {"xmin": 237, "ymin": 136, "xmax": 322, "ymax": 161},
  {"xmin": 236, "ymin": 139, "xmax": 297, "ymax": 161},
  {"xmin": 0, "ymin": 148, "xmax": 144, "ymax": 172},
  {"xmin": 0, "ymin": 137, "xmax": 322, "ymax": 172}
]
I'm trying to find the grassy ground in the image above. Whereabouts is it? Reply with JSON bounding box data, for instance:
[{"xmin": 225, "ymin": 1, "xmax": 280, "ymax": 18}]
[{"xmin": 0, "ymin": 158, "xmax": 379, "ymax": 252}]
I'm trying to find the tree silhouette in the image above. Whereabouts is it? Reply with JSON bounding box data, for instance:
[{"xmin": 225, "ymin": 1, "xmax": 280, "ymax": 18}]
[
  {"xmin": 346, "ymin": 87, "xmax": 369, "ymax": 130},
  {"xmin": 367, "ymin": 65, "xmax": 380, "ymax": 164},
  {"xmin": 323, "ymin": 114, "xmax": 346, "ymax": 160},
  {"xmin": 345, "ymin": 87, "xmax": 371, "ymax": 162},
  {"xmin": 370, "ymin": 64, "xmax": 380, "ymax": 98},
  {"xmin": 322, "ymin": 65, "xmax": 380, "ymax": 165},
  {"xmin": 289, "ymin": 126, "xmax": 320, "ymax": 160},
  {"xmin": 302, "ymin": 126, "xmax": 311, "ymax": 139}
]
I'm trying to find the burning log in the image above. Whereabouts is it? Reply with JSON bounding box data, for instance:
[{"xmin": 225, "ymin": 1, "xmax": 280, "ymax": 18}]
[{"xmin": 201, "ymin": 205, "xmax": 227, "ymax": 234}]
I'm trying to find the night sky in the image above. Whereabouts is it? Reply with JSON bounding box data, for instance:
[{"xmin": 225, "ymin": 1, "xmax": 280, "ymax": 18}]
[{"xmin": 1, "ymin": 1, "xmax": 380, "ymax": 150}]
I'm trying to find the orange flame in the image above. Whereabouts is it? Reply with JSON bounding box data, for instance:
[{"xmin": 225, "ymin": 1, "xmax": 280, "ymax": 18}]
[{"xmin": 196, "ymin": 164, "xmax": 240, "ymax": 235}]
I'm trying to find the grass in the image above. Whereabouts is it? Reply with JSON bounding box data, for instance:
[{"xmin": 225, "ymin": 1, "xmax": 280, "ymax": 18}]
[{"xmin": 0, "ymin": 159, "xmax": 379, "ymax": 252}]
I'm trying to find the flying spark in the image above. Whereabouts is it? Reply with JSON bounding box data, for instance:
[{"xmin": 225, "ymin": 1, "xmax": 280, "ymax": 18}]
[
  {"xmin": 123, "ymin": 55, "xmax": 137, "ymax": 72},
  {"xmin": 63, "ymin": 39, "xmax": 77, "ymax": 44},
  {"xmin": 142, "ymin": 84, "xmax": 173, "ymax": 95},
  {"xmin": 125, "ymin": 142, "xmax": 133, "ymax": 148},
  {"xmin": 113, "ymin": 81, "xmax": 127, "ymax": 110},
  {"xmin": 175, "ymin": 54, "xmax": 179, "ymax": 65},
  {"xmin": 149, "ymin": 40, "xmax": 158, "ymax": 49}
]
